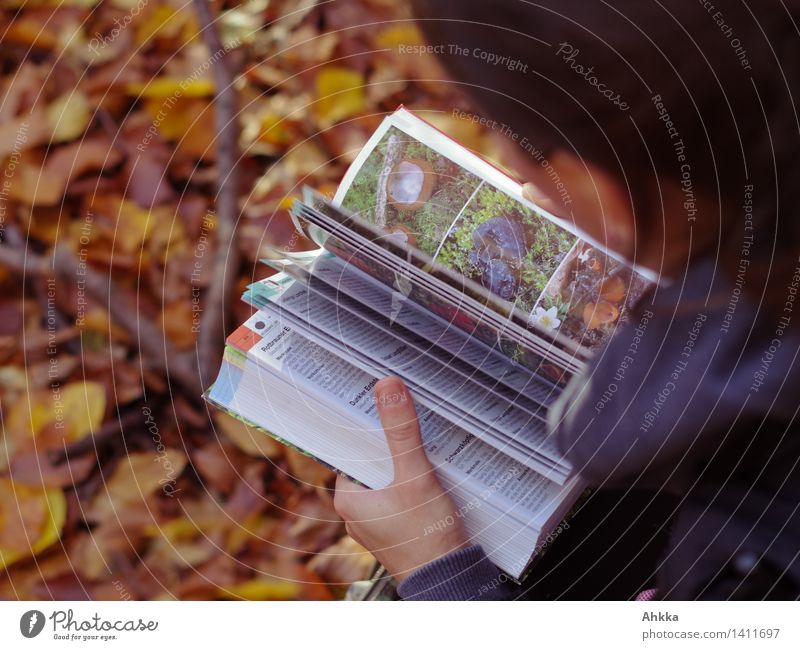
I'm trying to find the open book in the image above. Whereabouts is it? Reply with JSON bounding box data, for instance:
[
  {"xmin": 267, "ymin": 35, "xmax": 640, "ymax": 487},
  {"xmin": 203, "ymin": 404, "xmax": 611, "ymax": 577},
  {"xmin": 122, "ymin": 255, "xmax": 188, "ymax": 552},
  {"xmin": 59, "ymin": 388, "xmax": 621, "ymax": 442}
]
[{"xmin": 205, "ymin": 107, "xmax": 655, "ymax": 580}]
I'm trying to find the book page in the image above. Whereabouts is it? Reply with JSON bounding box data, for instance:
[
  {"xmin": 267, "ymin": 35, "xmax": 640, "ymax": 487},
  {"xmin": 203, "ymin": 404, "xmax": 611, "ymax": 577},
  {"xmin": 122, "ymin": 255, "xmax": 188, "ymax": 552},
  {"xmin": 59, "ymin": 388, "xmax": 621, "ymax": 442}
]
[
  {"xmin": 233, "ymin": 310, "xmax": 572, "ymax": 515},
  {"xmin": 293, "ymin": 197, "xmax": 578, "ymax": 384},
  {"xmin": 244, "ymin": 291, "xmax": 570, "ymax": 481},
  {"xmin": 254, "ymin": 253, "xmax": 560, "ymax": 407},
  {"xmin": 262, "ymin": 278, "xmax": 561, "ymax": 451},
  {"xmin": 299, "ymin": 252, "xmax": 560, "ymax": 403},
  {"xmin": 327, "ymin": 108, "xmax": 655, "ymax": 354}
]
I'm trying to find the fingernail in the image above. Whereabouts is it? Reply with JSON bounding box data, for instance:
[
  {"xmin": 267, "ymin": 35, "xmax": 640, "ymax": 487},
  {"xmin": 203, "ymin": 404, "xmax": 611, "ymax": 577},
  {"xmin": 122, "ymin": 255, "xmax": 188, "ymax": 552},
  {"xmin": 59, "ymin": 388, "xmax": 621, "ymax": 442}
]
[{"xmin": 375, "ymin": 376, "xmax": 409, "ymax": 409}]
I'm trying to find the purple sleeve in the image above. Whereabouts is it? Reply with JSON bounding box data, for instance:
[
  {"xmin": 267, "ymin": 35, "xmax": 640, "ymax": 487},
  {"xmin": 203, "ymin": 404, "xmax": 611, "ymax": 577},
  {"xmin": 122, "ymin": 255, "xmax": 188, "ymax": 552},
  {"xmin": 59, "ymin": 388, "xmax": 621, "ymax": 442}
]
[{"xmin": 396, "ymin": 545, "xmax": 520, "ymax": 600}]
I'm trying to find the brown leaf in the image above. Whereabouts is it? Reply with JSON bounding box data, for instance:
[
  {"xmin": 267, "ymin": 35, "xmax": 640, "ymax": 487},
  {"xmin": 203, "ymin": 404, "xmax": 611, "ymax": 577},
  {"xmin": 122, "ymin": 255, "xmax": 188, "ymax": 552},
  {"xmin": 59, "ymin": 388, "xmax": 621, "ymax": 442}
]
[
  {"xmin": 191, "ymin": 443, "xmax": 240, "ymax": 494},
  {"xmin": 160, "ymin": 301, "xmax": 197, "ymax": 349},
  {"xmin": 124, "ymin": 147, "xmax": 177, "ymax": 207},
  {"xmin": 9, "ymin": 136, "xmax": 123, "ymax": 206},
  {"xmin": 10, "ymin": 451, "xmax": 95, "ymax": 489},
  {"xmin": 86, "ymin": 450, "xmax": 187, "ymax": 521}
]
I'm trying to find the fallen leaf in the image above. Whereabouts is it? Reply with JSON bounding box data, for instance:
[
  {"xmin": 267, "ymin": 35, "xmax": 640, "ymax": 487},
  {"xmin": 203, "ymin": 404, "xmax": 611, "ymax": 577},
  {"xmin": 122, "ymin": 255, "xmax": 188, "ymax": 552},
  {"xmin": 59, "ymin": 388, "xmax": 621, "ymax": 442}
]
[
  {"xmin": 10, "ymin": 451, "xmax": 95, "ymax": 489},
  {"xmin": 87, "ymin": 450, "xmax": 187, "ymax": 521},
  {"xmin": 314, "ymin": 67, "xmax": 366, "ymax": 127},
  {"xmin": 307, "ymin": 535, "xmax": 375, "ymax": 586},
  {"xmin": 191, "ymin": 443, "xmax": 240, "ymax": 493},
  {"xmin": 0, "ymin": 478, "xmax": 66, "ymax": 569},
  {"xmin": 46, "ymin": 92, "xmax": 92, "ymax": 144},
  {"xmin": 126, "ymin": 78, "xmax": 214, "ymax": 99},
  {"xmin": 217, "ymin": 576, "xmax": 301, "ymax": 600},
  {"xmin": 9, "ymin": 136, "xmax": 123, "ymax": 206},
  {"xmin": 2, "ymin": 381, "xmax": 106, "ymax": 467}
]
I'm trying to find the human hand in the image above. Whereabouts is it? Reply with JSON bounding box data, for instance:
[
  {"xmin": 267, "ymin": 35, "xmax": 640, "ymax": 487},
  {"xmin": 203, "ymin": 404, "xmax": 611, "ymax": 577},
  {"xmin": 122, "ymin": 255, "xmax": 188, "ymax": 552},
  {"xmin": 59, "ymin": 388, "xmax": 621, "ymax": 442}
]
[{"xmin": 333, "ymin": 376, "xmax": 468, "ymax": 582}]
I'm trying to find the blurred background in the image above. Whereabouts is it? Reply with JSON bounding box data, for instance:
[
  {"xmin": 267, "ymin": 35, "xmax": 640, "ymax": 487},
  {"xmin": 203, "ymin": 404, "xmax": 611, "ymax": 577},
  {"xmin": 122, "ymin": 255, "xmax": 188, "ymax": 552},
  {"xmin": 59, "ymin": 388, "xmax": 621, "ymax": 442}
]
[{"xmin": 0, "ymin": 0, "xmax": 508, "ymax": 600}]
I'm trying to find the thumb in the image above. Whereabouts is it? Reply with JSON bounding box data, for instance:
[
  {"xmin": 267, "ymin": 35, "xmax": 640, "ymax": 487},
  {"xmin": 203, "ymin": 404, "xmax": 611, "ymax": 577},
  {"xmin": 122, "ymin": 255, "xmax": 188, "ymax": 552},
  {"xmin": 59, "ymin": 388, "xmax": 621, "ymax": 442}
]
[{"xmin": 374, "ymin": 376, "xmax": 432, "ymax": 484}]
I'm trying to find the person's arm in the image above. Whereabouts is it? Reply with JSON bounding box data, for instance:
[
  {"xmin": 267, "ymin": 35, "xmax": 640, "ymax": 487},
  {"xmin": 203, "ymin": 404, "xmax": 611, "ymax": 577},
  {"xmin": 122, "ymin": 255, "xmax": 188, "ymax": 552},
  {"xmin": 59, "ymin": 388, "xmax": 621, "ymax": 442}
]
[{"xmin": 396, "ymin": 544, "xmax": 521, "ymax": 600}]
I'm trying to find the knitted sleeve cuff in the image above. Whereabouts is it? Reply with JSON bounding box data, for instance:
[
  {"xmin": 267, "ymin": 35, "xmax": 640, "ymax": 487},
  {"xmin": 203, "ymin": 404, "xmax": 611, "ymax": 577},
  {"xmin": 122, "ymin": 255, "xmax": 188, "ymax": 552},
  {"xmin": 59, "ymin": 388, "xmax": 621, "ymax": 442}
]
[{"xmin": 396, "ymin": 545, "xmax": 517, "ymax": 601}]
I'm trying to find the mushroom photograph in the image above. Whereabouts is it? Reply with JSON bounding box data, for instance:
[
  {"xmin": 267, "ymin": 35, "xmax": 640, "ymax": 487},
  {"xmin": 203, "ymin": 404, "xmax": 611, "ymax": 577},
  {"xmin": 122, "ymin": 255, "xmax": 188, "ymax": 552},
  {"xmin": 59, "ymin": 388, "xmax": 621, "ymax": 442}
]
[
  {"xmin": 434, "ymin": 184, "xmax": 576, "ymax": 313},
  {"xmin": 531, "ymin": 241, "xmax": 651, "ymax": 348},
  {"xmin": 340, "ymin": 127, "xmax": 482, "ymax": 257}
]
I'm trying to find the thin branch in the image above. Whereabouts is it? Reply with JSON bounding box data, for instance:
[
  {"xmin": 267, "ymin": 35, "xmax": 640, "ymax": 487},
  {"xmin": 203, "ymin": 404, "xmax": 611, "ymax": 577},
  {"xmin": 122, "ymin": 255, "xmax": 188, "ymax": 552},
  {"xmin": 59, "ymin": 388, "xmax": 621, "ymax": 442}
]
[
  {"xmin": 192, "ymin": 0, "xmax": 242, "ymax": 388},
  {"xmin": 5, "ymin": 224, "xmax": 80, "ymax": 355},
  {"xmin": 0, "ymin": 242, "xmax": 202, "ymax": 399},
  {"xmin": 50, "ymin": 404, "xmax": 147, "ymax": 463},
  {"xmin": 374, "ymin": 133, "xmax": 401, "ymax": 228}
]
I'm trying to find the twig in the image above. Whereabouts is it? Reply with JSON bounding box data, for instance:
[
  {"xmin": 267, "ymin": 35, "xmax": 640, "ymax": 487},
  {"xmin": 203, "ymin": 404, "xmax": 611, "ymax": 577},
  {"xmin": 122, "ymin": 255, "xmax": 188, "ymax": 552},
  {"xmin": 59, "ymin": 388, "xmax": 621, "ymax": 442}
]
[
  {"xmin": 0, "ymin": 243, "xmax": 202, "ymax": 399},
  {"xmin": 192, "ymin": 0, "xmax": 242, "ymax": 388},
  {"xmin": 50, "ymin": 404, "xmax": 147, "ymax": 463},
  {"xmin": 374, "ymin": 134, "xmax": 400, "ymax": 228},
  {"xmin": 5, "ymin": 224, "xmax": 81, "ymax": 355}
]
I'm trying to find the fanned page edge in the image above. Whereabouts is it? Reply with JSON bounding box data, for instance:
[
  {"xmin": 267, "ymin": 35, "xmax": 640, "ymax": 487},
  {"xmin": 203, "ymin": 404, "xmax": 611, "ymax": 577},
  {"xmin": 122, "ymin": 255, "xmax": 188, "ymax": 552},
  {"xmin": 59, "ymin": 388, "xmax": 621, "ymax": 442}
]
[{"xmin": 295, "ymin": 190, "xmax": 585, "ymax": 374}]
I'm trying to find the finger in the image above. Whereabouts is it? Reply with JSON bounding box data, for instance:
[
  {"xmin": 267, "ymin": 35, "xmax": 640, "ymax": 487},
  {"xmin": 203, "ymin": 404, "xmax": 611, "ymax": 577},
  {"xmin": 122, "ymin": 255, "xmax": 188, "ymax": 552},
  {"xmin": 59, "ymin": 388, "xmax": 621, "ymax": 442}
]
[{"xmin": 374, "ymin": 376, "xmax": 432, "ymax": 483}]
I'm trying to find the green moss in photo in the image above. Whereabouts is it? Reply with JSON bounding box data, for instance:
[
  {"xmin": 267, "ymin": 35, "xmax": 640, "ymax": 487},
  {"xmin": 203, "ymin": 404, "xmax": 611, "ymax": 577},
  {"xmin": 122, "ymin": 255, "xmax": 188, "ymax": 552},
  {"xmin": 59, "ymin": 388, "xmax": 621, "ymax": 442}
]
[{"xmin": 340, "ymin": 127, "xmax": 482, "ymax": 257}]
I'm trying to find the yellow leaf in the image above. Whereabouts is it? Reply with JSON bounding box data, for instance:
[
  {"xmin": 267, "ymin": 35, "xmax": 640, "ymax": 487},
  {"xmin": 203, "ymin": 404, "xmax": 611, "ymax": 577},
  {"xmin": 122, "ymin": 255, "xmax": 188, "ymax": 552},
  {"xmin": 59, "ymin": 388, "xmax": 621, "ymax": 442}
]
[
  {"xmin": 375, "ymin": 24, "xmax": 422, "ymax": 49},
  {"xmin": 257, "ymin": 113, "xmax": 294, "ymax": 147},
  {"xmin": 277, "ymin": 195, "xmax": 295, "ymax": 211},
  {"xmin": 46, "ymin": 92, "xmax": 91, "ymax": 143},
  {"xmin": 0, "ymin": 479, "xmax": 66, "ymax": 569},
  {"xmin": 126, "ymin": 77, "xmax": 214, "ymax": 99},
  {"xmin": 135, "ymin": 5, "xmax": 180, "ymax": 45},
  {"xmin": 143, "ymin": 517, "xmax": 197, "ymax": 539},
  {"xmin": 4, "ymin": 381, "xmax": 106, "ymax": 454},
  {"xmin": 143, "ymin": 96, "xmax": 207, "ymax": 139},
  {"xmin": 63, "ymin": 381, "xmax": 106, "ymax": 441},
  {"xmin": 314, "ymin": 67, "xmax": 366, "ymax": 127},
  {"xmin": 114, "ymin": 199, "xmax": 155, "ymax": 255},
  {"xmin": 218, "ymin": 578, "xmax": 301, "ymax": 601}
]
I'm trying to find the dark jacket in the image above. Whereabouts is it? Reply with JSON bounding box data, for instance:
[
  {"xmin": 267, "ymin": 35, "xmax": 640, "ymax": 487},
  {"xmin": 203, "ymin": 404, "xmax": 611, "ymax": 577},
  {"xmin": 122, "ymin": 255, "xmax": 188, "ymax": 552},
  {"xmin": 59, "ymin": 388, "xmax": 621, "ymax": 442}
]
[{"xmin": 398, "ymin": 258, "xmax": 800, "ymax": 599}]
